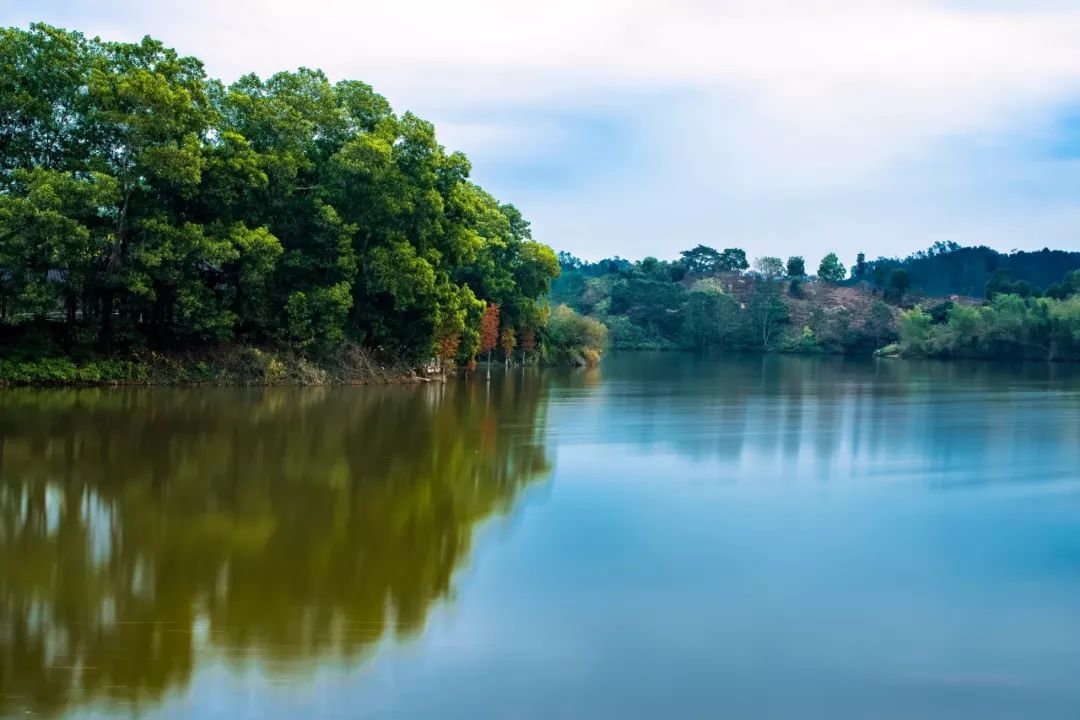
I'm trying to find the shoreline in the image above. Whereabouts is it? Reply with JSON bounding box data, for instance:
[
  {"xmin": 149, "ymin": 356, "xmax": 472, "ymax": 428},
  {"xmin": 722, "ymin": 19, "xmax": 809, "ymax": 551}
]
[{"xmin": 5, "ymin": 347, "xmax": 1077, "ymax": 389}]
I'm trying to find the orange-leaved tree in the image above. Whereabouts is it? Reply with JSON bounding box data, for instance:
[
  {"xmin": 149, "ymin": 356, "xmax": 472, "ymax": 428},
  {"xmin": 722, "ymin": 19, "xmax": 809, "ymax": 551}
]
[
  {"xmin": 435, "ymin": 330, "xmax": 460, "ymax": 375},
  {"xmin": 479, "ymin": 303, "xmax": 500, "ymax": 377},
  {"xmin": 519, "ymin": 327, "xmax": 535, "ymax": 364}
]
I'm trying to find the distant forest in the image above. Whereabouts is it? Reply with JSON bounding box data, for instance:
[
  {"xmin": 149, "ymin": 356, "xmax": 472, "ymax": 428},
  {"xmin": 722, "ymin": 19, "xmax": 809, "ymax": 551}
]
[
  {"xmin": 552, "ymin": 242, "xmax": 1080, "ymax": 360},
  {"xmin": 859, "ymin": 242, "xmax": 1080, "ymax": 299}
]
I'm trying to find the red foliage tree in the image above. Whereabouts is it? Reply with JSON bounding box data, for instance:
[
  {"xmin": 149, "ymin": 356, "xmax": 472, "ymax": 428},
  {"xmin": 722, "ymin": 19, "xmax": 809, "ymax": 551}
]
[
  {"xmin": 519, "ymin": 327, "xmax": 535, "ymax": 364},
  {"xmin": 435, "ymin": 330, "xmax": 460, "ymax": 374},
  {"xmin": 479, "ymin": 303, "xmax": 500, "ymax": 376}
]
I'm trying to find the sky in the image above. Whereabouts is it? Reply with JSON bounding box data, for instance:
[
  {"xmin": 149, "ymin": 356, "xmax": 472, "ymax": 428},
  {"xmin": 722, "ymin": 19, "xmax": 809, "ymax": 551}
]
[{"xmin": 6, "ymin": 0, "xmax": 1080, "ymax": 264}]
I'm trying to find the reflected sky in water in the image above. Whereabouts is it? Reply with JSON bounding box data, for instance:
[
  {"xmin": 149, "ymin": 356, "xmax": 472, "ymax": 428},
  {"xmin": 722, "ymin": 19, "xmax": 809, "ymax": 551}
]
[{"xmin": 3, "ymin": 354, "xmax": 1080, "ymax": 718}]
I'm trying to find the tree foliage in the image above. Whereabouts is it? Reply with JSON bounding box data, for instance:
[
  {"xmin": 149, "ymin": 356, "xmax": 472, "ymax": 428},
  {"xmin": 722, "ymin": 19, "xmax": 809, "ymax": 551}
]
[
  {"xmin": 754, "ymin": 256, "xmax": 785, "ymax": 281},
  {"xmin": 786, "ymin": 256, "xmax": 806, "ymax": 278},
  {"xmin": 898, "ymin": 294, "xmax": 1080, "ymax": 360},
  {"xmin": 817, "ymin": 253, "xmax": 846, "ymax": 284},
  {"xmin": 0, "ymin": 24, "xmax": 561, "ymax": 366},
  {"xmin": 550, "ymin": 246, "xmax": 899, "ymax": 354}
]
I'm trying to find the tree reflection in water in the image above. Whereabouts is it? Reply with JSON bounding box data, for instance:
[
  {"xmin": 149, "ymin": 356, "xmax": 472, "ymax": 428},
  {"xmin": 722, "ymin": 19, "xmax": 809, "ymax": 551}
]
[{"xmin": 0, "ymin": 374, "xmax": 552, "ymax": 717}]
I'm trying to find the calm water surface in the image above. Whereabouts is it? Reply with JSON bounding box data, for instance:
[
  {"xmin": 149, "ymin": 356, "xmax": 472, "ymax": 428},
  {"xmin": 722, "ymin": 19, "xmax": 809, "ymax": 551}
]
[{"xmin": 3, "ymin": 353, "xmax": 1080, "ymax": 719}]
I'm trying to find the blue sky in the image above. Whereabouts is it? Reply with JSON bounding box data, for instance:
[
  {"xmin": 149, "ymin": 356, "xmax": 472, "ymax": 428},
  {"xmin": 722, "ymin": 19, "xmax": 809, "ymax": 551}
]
[{"xmin": 5, "ymin": 0, "xmax": 1080, "ymax": 265}]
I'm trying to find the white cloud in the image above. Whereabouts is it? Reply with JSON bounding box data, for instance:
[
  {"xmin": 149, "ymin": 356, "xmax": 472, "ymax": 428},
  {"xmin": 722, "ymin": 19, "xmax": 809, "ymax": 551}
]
[{"xmin": 10, "ymin": 0, "xmax": 1080, "ymax": 258}]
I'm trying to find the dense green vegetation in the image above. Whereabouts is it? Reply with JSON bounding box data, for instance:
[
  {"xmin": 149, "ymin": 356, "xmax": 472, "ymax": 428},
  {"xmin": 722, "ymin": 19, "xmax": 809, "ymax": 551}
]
[
  {"xmin": 895, "ymin": 277, "xmax": 1080, "ymax": 360},
  {"xmin": 553, "ymin": 243, "xmax": 1080, "ymax": 360},
  {"xmin": 5, "ymin": 25, "xmax": 1080, "ymax": 382},
  {"xmin": 862, "ymin": 241, "xmax": 1080, "ymax": 298},
  {"xmin": 552, "ymin": 250, "xmax": 899, "ymax": 354},
  {"xmin": 0, "ymin": 24, "xmax": 605, "ymax": 382}
]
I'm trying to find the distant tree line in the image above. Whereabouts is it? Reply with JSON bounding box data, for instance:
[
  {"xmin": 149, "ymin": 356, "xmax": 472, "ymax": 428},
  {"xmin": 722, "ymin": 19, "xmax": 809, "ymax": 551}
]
[
  {"xmin": 895, "ymin": 269, "xmax": 1080, "ymax": 360},
  {"xmin": 551, "ymin": 247, "xmax": 898, "ymax": 354},
  {"xmin": 552, "ymin": 241, "xmax": 1080, "ymax": 360},
  {"xmin": 859, "ymin": 241, "xmax": 1080, "ymax": 299}
]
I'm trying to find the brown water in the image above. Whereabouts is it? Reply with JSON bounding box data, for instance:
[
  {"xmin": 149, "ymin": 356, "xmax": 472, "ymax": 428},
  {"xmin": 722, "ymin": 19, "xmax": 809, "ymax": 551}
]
[{"xmin": 3, "ymin": 353, "xmax": 1080, "ymax": 718}]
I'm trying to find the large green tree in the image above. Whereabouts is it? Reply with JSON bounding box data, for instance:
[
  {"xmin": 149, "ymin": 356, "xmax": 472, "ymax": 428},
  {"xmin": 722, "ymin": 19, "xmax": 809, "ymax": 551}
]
[
  {"xmin": 0, "ymin": 24, "xmax": 560, "ymax": 365},
  {"xmin": 817, "ymin": 253, "xmax": 846, "ymax": 284}
]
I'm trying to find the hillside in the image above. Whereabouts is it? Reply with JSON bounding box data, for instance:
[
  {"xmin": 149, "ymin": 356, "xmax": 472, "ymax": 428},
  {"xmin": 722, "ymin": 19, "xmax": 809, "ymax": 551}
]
[
  {"xmin": 862, "ymin": 243, "xmax": 1080, "ymax": 298},
  {"xmin": 552, "ymin": 258, "xmax": 905, "ymax": 355}
]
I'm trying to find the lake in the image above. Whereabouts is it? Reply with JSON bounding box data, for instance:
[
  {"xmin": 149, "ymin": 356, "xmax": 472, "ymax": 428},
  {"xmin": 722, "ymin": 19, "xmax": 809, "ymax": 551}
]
[{"xmin": 3, "ymin": 353, "xmax": 1080, "ymax": 719}]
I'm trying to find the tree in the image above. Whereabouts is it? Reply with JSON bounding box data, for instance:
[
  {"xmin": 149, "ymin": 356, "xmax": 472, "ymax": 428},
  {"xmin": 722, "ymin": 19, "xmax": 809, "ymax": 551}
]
[
  {"xmin": 872, "ymin": 265, "xmax": 888, "ymax": 294},
  {"xmin": 885, "ymin": 268, "xmax": 911, "ymax": 303},
  {"xmin": 609, "ymin": 275, "xmax": 687, "ymax": 343},
  {"xmin": 753, "ymin": 256, "xmax": 785, "ymax": 281},
  {"xmin": 435, "ymin": 318, "xmax": 461, "ymax": 374},
  {"xmin": 89, "ymin": 33, "xmax": 217, "ymax": 347},
  {"xmin": 853, "ymin": 252, "xmax": 868, "ymax": 282},
  {"xmin": 717, "ymin": 248, "xmax": 749, "ymax": 273},
  {"xmin": 786, "ymin": 256, "xmax": 807, "ymax": 296},
  {"xmin": 867, "ymin": 299, "xmax": 895, "ymax": 348},
  {"xmin": 546, "ymin": 304, "xmax": 607, "ymax": 366},
  {"xmin": 786, "ymin": 256, "xmax": 806, "ymax": 278},
  {"xmin": 747, "ymin": 282, "xmax": 789, "ymax": 348},
  {"xmin": 0, "ymin": 24, "xmax": 564, "ymax": 368},
  {"xmin": 684, "ymin": 284, "xmax": 723, "ymax": 349},
  {"xmin": 479, "ymin": 303, "xmax": 500, "ymax": 377},
  {"xmin": 985, "ymin": 269, "xmax": 1013, "ymax": 299},
  {"xmin": 899, "ymin": 305, "xmax": 932, "ymax": 354},
  {"xmin": 817, "ymin": 253, "xmax": 846, "ymax": 284},
  {"xmin": 0, "ymin": 169, "xmax": 117, "ymax": 329},
  {"xmin": 500, "ymin": 327, "xmax": 516, "ymax": 367},
  {"xmin": 679, "ymin": 245, "xmax": 722, "ymax": 275},
  {"xmin": 519, "ymin": 326, "xmax": 535, "ymax": 364}
]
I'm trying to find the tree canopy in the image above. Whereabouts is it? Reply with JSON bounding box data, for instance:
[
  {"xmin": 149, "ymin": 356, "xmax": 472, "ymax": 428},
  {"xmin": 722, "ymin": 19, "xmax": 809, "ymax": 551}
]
[
  {"xmin": 817, "ymin": 253, "xmax": 846, "ymax": 284},
  {"xmin": 0, "ymin": 24, "xmax": 560, "ymax": 367}
]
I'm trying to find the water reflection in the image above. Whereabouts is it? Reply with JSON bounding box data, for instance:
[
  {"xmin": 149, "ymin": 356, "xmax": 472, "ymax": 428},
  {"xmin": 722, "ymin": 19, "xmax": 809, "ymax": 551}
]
[
  {"xmin": 5, "ymin": 355, "xmax": 1080, "ymax": 719},
  {"xmin": 0, "ymin": 374, "xmax": 552, "ymax": 717},
  {"xmin": 548, "ymin": 354, "xmax": 1080, "ymax": 490}
]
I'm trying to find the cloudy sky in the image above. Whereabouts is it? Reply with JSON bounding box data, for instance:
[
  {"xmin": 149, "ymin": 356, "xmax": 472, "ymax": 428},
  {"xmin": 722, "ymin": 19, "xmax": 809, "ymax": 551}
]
[{"xmin": 7, "ymin": 0, "xmax": 1080, "ymax": 263}]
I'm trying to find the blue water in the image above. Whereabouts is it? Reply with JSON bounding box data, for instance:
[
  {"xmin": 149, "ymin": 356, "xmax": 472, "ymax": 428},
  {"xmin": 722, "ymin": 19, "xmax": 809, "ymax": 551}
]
[{"xmin": 3, "ymin": 353, "xmax": 1080, "ymax": 718}]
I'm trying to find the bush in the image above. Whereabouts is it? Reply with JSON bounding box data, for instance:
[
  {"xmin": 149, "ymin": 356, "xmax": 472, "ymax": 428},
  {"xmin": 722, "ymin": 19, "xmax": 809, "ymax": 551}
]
[
  {"xmin": 546, "ymin": 305, "xmax": 608, "ymax": 366},
  {"xmin": 0, "ymin": 358, "xmax": 147, "ymax": 385},
  {"xmin": 777, "ymin": 326, "xmax": 823, "ymax": 354}
]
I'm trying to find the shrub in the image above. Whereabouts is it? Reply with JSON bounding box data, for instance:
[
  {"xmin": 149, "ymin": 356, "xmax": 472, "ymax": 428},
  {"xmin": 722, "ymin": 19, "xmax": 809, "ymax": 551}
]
[
  {"xmin": 546, "ymin": 305, "xmax": 608, "ymax": 366},
  {"xmin": 0, "ymin": 358, "xmax": 147, "ymax": 385}
]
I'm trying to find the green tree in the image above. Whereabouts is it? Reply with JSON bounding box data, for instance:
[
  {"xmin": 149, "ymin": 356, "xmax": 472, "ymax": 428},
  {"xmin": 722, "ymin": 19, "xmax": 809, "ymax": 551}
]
[
  {"xmin": 0, "ymin": 169, "xmax": 117, "ymax": 326},
  {"xmin": 853, "ymin": 252, "xmax": 868, "ymax": 282},
  {"xmin": 754, "ymin": 256, "xmax": 785, "ymax": 281},
  {"xmin": 817, "ymin": 253, "xmax": 846, "ymax": 284},
  {"xmin": 747, "ymin": 282, "xmax": 789, "ymax": 348},
  {"xmin": 898, "ymin": 305, "xmax": 932, "ymax": 354},
  {"xmin": 786, "ymin": 256, "xmax": 806, "ymax": 278},
  {"xmin": 885, "ymin": 268, "xmax": 911, "ymax": 304},
  {"xmin": 867, "ymin": 299, "xmax": 895, "ymax": 349},
  {"xmin": 872, "ymin": 265, "xmax": 888, "ymax": 294},
  {"xmin": 546, "ymin": 304, "xmax": 607, "ymax": 366},
  {"xmin": 0, "ymin": 25, "xmax": 562, "ymax": 367},
  {"xmin": 680, "ymin": 245, "xmax": 723, "ymax": 274},
  {"xmin": 717, "ymin": 248, "xmax": 749, "ymax": 273},
  {"xmin": 684, "ymin": 283, "xmax": 723, "ymax": 349}
]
